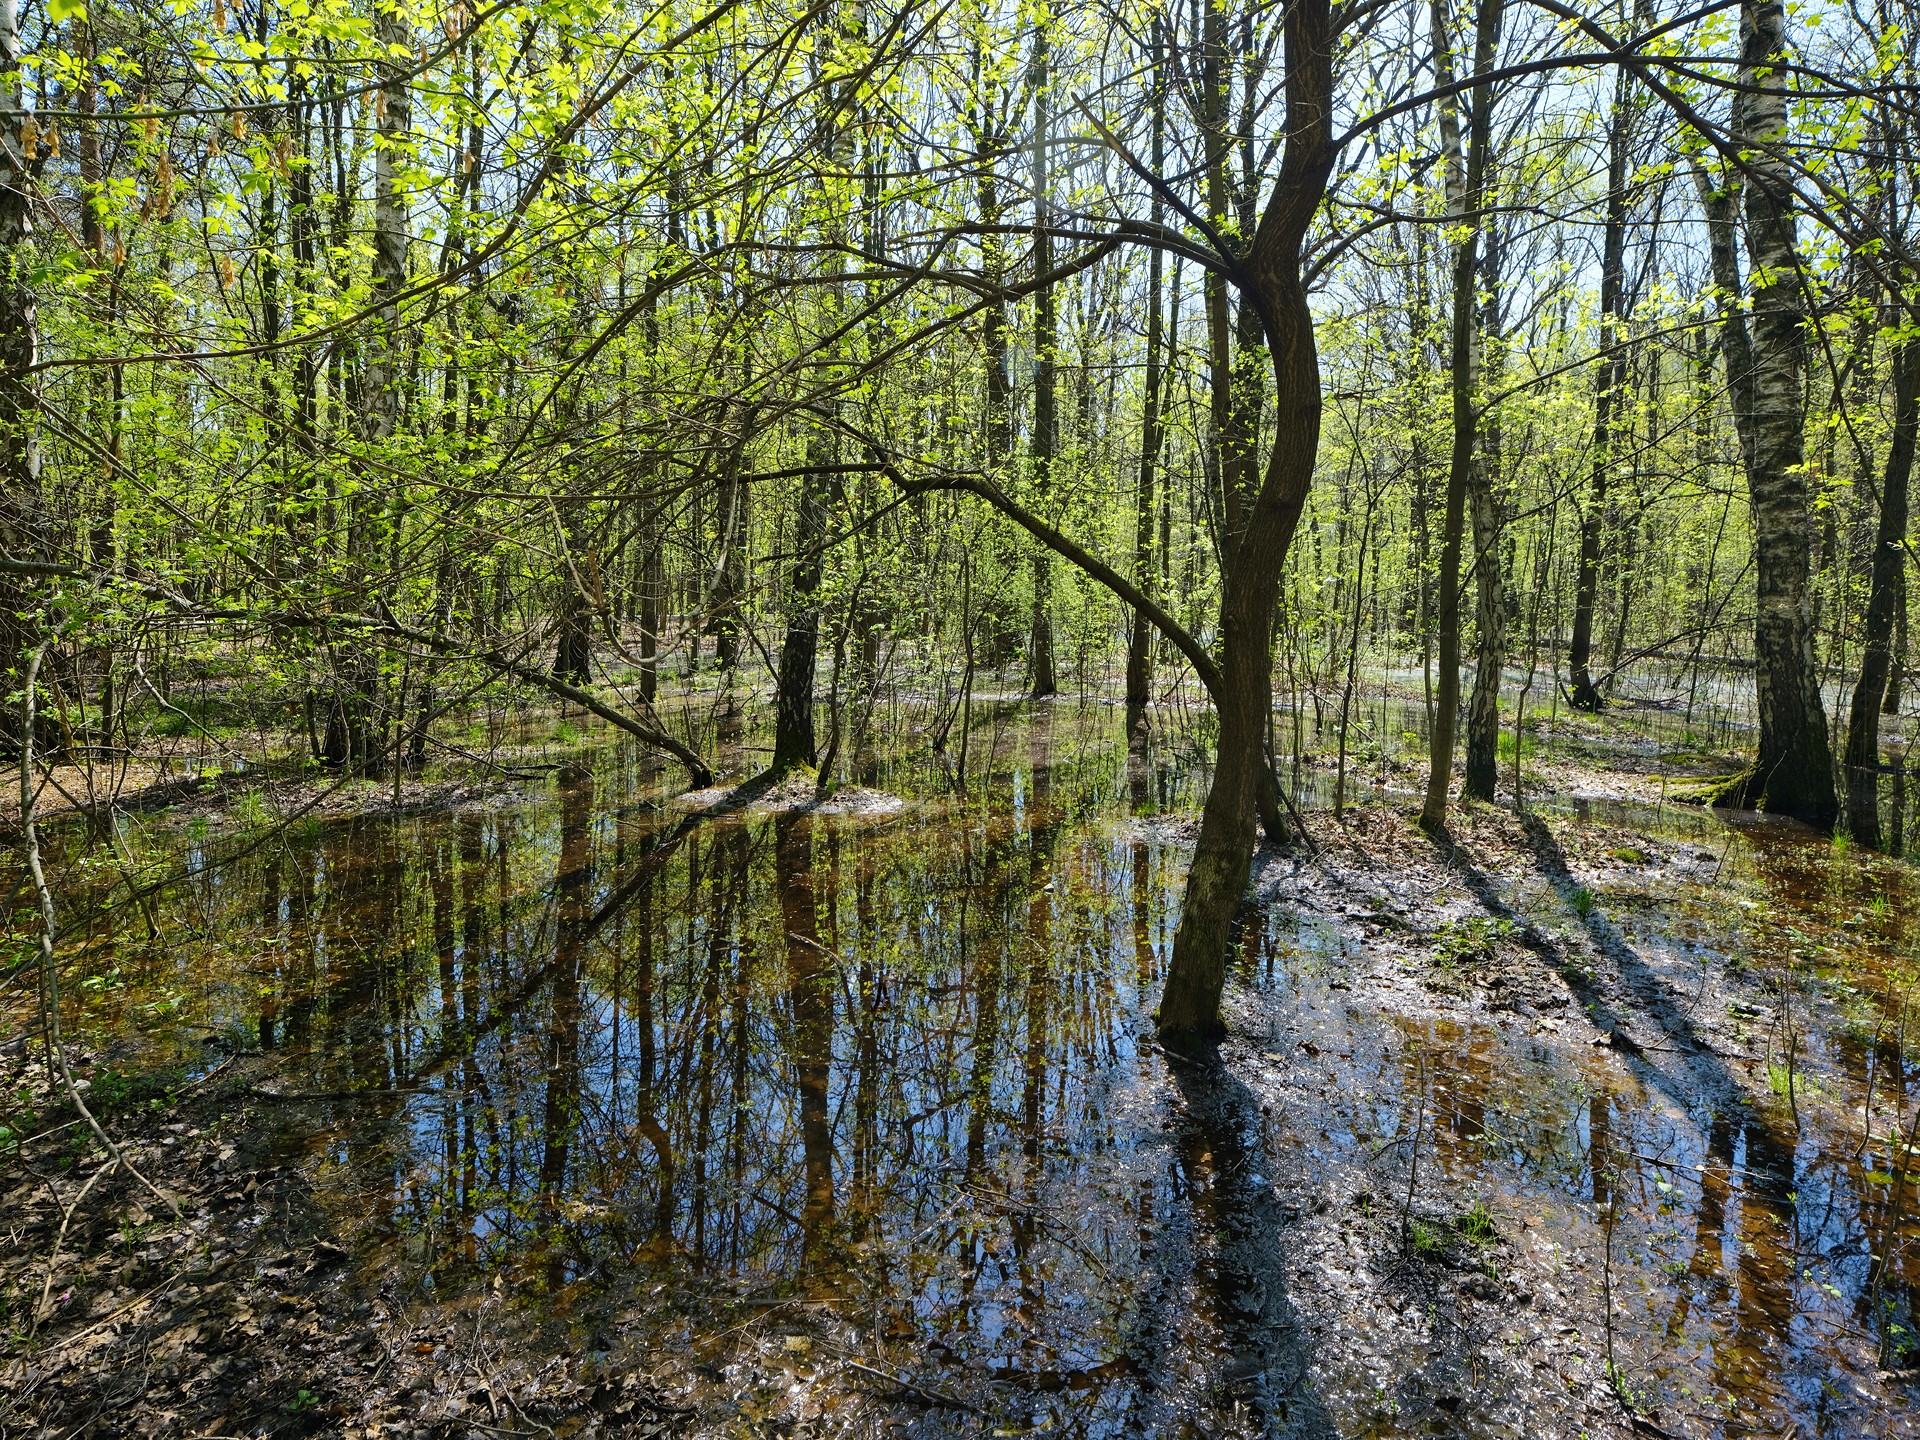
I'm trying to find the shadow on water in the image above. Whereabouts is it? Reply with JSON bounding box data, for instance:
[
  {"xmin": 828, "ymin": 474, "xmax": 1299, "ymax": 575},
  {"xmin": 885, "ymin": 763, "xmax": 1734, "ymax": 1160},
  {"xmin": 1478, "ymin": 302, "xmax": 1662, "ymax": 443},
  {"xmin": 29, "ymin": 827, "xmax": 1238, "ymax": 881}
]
[
  {"xmin": 1166, "ymin": 1050, "xmax": 1337, "ymax": 1438},
  {"xmin": 22, "ymin": 705, "xmax": 1920, "ymax": 1435}
]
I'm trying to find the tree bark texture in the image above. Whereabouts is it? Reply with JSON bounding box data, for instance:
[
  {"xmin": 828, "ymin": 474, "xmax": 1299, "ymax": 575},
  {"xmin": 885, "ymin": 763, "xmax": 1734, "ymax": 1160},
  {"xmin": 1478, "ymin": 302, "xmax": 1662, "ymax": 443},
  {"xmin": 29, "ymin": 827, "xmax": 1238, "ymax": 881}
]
[
  {"xmin": 1420, "ymin": 0, "xmax": 1501, "ymax": 831},
  {"xmin": 1463, "ymin": 224, "xmax": 1506, "ymax": 803},
  {"xmin": 1726, "ymin": 0, "xmax": 1838, "ymax": 826},
  {"xmin": 1568, "ymin": 68, "xmax": 1633, "ymax": 711},
  {"xmin": 0, "ymin": 0, "xmax": 41, "ymax": 755},
  {"xmin": 1157, "ymin": 0, "xmax": 1334, "ymax": 1050},
  {"xmin": 1125, "ymin": 22, "xmax": 1169, "ymax": 745},
  {"xmin": 774, "ymin": 12, "xmax": 861, "ymax": 772},
  {"xmin": 1027, "ymin": 12, "xmax": 1058, "ymax": 699},
  {"xmin": 1845, "ymin": 340, "xmax": 1917, "ymax": 846}
]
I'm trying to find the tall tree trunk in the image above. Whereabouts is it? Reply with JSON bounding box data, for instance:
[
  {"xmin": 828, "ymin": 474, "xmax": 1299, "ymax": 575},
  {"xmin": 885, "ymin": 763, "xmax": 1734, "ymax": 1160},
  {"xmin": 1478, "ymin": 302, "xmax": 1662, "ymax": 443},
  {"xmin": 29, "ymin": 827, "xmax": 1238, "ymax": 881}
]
[
  {"xmin": 1157, "ymin": 0, "xmax": 1334, "ymax": 1049},
  {"xmin": 638, "ymin": 274, "xmax": 663, "ymax": 705},
  {"xmin": 1420, "ymin": 0, "xmax": 1502, "ymax": 831},
  {"xmin": 774, "ymin": 8, "xmax": 861, "ymax": 772},
  {"xmin": 1027, "ymin": 9, "xmax": 1058, "ymax": 698},
  {"xmin": 1463, "ymin": 223, "xmax": 1506, "ymax": 802},
  {"xmin": 1845, "ymin": 339, "xmax": 1917, "ymax": 846},
  {"xmin": 363, "ymin": 4, "xmax": 408, "ymax": 463},
  {"xmin": 0, "ymin": 0, "xmax": 41, "ymax": 755},
  {"xmin": 1125, "ymin": 19, "xmax": 1168, "ymax": 745},
  {"xmin": 1195, "ymin": 5, "xmax": 1262, "ymax": 560},
  {"xmin": 1721, "ymin": 0, "xmax": 1838, "ymax": 825},
  {"xmin": 1568, "ymin": 68, "xmax": 1633, "ymax": 711},
  {"xmin": 978, "ymin": 109, "xmax": 1012, "ymax": 474},
  {"xmin": 290, "ymin": 70, "xmax": 319, "ymax": 461},
  {"xmin": 1409, "ymin": 222, "xmax": 1435, "ymax": 716},
  {"xmin": 328, "ymin": 0, "xmax": 410, "ymax": 769}
]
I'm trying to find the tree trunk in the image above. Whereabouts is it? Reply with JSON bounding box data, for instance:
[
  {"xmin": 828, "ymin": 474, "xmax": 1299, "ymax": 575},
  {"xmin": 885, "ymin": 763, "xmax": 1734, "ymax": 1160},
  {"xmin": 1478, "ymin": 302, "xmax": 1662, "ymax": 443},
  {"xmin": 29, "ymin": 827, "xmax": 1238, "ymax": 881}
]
[
  {"xmin": 328, "ymin": 0, "xmax": 410, "ymax": 770},
  {"xmin": 1463, "ymin": 224, "xmax": 1505, "ymax": 802},
  {"xmin": 1845, "ymin": 339, "xmax": 1917, "ymax": 846},
  {"xmin": 710, "ymin": 440, "xmax": 746, "ymax": 674},
  {"xmin": 1125, "ymin": 22, "xmax": 1168, "ymax": 745},
  {"xmin": 1420, "ymin": 0, "xmax": 1502, "ymax": 831},
  {"xmin": 1568, "ymin": 68, "xmax": 1633, "ymax": 711},
  {"xmin": 1722, "ymin": 0, "xmax": 1838, "ymax": 826},
  {"xmin": 774, "ymin": 12, "xmax": 861, "ymax": 771},
  {"xmin": 0, "ymin": 0, "xmax": 41, "ymax": 756},
  {"xmin": 638, "ymin": 281, "xmax": 664, "ymax": 705},
  {"xmin": 771, "ymin": 466, "xmax": 827, "ymax": 774},
  {"xmin": 1027, "ymin": 11, "xmax": 1058, "ymax": 699},
  {"xmin": 1157, "ymin": 0, "xmax": 1333, "ymax": 1050},
  {"xmin": 364, "ymin": 3, "xmax": 408, "ymax": 456},
  {"xmin": 1887, "ymin": 578, "xmax": 1906, "ymax": 715},
  {"xmin": 553, "ymin": 597, "xmax": 592, "ymax": 685},
  {"xmin": 639, "ymin": 540, "xmax": 662, "ymax": 704}
]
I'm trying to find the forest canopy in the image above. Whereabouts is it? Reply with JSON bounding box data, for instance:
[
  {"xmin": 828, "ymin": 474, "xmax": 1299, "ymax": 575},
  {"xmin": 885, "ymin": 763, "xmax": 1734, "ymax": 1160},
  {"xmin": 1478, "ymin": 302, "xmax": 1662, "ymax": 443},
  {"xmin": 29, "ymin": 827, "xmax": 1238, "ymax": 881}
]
[
  {"xmin": 2, "ymin": 0, "xmax": 1918, "ymax": 1043},
  {"xmin": 9, "ymin": 4, "xmax": 1920, "ymax": 1435}
]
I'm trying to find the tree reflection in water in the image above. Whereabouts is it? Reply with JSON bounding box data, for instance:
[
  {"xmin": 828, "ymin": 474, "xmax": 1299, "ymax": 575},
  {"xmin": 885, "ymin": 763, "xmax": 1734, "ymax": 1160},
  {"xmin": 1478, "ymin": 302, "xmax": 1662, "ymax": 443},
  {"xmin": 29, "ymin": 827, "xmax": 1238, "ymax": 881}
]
[{"xmin": 61, "ymin": 721, "xmax": 1920, "ymax": 1434}]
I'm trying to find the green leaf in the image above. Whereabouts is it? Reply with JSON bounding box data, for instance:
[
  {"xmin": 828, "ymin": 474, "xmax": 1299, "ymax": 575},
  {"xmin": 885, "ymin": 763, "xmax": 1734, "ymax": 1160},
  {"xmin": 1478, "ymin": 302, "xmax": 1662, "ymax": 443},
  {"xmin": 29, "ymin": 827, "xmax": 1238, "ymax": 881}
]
[{"xmin": 48, "ymin": 0, "xmax": 86, "ymax": 20}]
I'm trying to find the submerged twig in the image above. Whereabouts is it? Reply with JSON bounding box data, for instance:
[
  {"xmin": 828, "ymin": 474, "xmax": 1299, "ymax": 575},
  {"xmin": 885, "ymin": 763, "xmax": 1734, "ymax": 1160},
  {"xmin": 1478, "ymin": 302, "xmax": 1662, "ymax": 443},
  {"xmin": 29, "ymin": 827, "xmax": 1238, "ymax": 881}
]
[{"xmin": 839, "ymin": 1357, "xmax": 982, "ymax": 1413}]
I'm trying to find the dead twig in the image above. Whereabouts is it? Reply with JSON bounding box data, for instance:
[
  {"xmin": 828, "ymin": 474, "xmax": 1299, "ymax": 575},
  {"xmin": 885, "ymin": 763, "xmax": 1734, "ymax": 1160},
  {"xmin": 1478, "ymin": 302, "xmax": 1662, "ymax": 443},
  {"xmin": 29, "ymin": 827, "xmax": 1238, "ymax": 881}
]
[
  {"xmin": 33, "ymin": 1160, "xmax": 115, "ymax": 1331},
  {"xmin": 839, "ymin": 1357, "xmax": 983, "ymax": 1413}
]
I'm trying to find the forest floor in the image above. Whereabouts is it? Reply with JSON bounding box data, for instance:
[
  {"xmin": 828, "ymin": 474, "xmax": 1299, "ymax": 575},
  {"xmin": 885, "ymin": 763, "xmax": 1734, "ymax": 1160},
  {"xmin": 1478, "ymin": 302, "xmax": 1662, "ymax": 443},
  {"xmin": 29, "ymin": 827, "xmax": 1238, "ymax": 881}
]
[{"xmin": 3, "ymin": 711, "xmax": 1917, "ymax": 1439}]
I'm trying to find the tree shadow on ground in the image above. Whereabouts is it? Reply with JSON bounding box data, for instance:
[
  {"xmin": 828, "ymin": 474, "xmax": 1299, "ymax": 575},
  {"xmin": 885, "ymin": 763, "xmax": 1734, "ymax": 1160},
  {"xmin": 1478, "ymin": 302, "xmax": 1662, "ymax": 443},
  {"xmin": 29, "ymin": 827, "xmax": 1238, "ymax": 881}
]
[
  {"xmin": 1424, "ymin": 812, "xmax": 1794, "ymax": 1192},
  {"xmin": 1167, "ymin": 1047, "xmax": 1341, "ymax": 1439}
]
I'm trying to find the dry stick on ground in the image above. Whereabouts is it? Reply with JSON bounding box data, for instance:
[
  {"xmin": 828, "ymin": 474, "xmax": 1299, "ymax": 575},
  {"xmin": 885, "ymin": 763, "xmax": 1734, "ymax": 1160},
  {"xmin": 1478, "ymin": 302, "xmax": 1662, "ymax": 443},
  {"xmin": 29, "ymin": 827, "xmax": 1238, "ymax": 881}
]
[
  {"xmin": 18, "ymin": 642, "xmax": 181, "ymax": 1241},
  {"xmin": 35, "ymin": 1158, "xmax": 114, "ymax": 1327}
]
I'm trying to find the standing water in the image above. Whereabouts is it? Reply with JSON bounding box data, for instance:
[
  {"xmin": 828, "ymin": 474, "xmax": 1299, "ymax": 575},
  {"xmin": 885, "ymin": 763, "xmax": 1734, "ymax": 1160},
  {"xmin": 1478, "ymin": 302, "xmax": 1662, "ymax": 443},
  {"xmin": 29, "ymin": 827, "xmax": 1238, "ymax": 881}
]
[{"xmin": 7, "ymin": 709, "xmax": 1918, "ymax": 1438}]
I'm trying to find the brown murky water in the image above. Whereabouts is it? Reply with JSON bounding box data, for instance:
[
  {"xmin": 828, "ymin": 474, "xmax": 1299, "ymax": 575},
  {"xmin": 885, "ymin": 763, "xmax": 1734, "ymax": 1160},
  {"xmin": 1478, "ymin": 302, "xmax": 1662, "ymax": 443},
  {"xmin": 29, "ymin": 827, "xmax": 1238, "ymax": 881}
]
[{"xmin": 26, "ymin": 711, "xmax": 1920, "ymax": 1437}]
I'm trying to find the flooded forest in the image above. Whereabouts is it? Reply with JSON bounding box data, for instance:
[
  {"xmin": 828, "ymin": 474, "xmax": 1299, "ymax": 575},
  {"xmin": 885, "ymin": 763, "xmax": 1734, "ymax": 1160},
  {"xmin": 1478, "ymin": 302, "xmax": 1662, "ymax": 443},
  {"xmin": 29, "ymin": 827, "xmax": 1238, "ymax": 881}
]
[{"xmin": 5, "ymin": 0, "xmax": 1920, "ymax": 1435}]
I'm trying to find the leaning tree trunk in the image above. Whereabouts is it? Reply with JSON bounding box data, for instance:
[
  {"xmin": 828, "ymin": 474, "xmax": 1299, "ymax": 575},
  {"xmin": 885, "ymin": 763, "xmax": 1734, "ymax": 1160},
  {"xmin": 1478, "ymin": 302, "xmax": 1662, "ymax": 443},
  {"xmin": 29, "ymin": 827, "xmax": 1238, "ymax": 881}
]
[
  {"xmin": 1726, "ymin": 0, "xmax": 1837, "ymax": 826},
  {"xmin": 1568, "ymin": 67, "xmax": 1633, "ymax": 712},
  {"xmin": 1845, "ymin": 339, "xmax": 1917, "ymax": 846},
  {"xmin": 1156, "ymin": 0, "xmax": 1334, "ymax": 1050},
  {"xmin": 1156, "ymin": 278, "xmax": 1323, "ymax": 1047}
]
